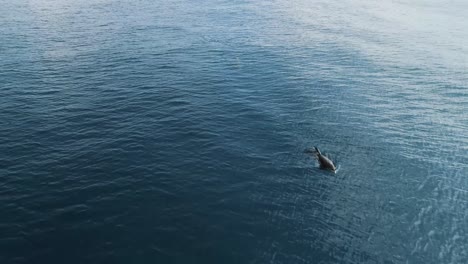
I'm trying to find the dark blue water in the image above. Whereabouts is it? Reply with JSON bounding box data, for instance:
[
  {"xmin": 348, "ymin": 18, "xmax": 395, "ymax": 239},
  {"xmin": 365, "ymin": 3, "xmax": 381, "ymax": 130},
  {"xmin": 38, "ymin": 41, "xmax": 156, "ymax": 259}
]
[{"xmin": 1, "ymin": 0, "xmax": 467, "ymax": 263}]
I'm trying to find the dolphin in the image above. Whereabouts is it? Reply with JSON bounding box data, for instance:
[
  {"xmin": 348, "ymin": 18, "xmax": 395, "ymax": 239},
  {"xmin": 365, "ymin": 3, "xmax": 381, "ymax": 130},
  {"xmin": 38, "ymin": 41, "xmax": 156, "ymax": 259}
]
[{"xmin": 304, "ymin": 147, "xmax": 337, "ymax": 172}]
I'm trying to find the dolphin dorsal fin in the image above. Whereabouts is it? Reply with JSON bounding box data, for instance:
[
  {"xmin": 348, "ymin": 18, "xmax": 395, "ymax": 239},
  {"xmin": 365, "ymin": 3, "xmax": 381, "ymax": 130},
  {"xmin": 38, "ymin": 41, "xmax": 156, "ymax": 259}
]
[{"xmin": 314, "ymin": 147, "xmax": 321, "ymax": 155}]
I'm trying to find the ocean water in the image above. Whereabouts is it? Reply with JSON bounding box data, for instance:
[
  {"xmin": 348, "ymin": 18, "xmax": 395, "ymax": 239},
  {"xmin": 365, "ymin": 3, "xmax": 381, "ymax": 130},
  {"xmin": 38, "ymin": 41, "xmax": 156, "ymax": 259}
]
[{"xmin": 1, "ymin": 0, "xmax": 467, "ymax": 263}]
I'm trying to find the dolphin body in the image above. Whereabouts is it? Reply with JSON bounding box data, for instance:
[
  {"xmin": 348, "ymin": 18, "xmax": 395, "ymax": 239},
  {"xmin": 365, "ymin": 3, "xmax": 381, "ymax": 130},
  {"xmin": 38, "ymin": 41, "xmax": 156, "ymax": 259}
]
[{"xmin": 305, "ymin": 147, "xmax": 337, "ymax": 172}]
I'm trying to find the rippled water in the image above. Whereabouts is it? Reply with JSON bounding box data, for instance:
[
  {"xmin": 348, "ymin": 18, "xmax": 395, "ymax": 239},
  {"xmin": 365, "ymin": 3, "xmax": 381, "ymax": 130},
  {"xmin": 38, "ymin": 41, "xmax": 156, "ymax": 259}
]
[{"xmin": 1, "ymin": 0, "xmax": 467, "ymax": 263}]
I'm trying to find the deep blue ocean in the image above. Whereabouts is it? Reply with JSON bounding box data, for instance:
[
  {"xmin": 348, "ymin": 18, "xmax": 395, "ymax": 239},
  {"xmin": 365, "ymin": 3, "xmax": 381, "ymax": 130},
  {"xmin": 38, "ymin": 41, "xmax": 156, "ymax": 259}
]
[{"xmin": 1, "ymin": 0, "xmax": 467, "ymax": 263}]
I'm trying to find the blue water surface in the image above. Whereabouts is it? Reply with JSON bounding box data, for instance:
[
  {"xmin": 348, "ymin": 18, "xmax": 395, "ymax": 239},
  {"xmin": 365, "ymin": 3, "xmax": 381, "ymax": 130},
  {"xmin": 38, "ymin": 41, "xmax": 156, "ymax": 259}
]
[{"xmin": 1, "ymin": 0, "xmax": 467, "ymax": 263}]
